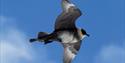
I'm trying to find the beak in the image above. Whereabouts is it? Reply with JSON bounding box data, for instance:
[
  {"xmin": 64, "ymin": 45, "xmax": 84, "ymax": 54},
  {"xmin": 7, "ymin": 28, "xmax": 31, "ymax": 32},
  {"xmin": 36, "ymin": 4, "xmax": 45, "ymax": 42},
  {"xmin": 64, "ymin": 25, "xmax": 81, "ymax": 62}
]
[{"xmin": 86, "ymin": 34, "xmax": 90, "ymax": 37}]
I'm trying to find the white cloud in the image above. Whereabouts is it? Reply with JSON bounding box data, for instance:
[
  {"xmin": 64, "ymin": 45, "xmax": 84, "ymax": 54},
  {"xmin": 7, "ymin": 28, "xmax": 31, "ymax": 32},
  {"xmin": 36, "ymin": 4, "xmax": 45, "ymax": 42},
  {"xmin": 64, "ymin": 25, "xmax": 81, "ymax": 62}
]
[
  {"xmin": 0, "ymin": 16, "xmax": 56, "ymax": 63},
  {"xmin": 94, "ymin": 45, "xmax": 125, "ymax": 63},
  {"xmin": 0, "ymin": 28, "xmax": 34, "ymax": 63}
]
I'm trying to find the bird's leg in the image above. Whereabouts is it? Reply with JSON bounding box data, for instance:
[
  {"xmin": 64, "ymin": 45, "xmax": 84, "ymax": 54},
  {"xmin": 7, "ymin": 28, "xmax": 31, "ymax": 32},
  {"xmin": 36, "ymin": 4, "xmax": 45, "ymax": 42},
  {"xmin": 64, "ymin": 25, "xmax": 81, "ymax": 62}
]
[{"xmin": 44, "ymin": 41, "xmax": 53, "ymax": 45}]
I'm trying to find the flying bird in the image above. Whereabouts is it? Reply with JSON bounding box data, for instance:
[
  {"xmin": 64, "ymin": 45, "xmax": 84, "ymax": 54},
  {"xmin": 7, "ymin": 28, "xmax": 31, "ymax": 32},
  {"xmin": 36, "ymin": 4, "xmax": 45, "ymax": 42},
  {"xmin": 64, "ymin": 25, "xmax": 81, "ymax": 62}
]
[{"xmin": 30, "ymin": 0, "xmax": 89, "ymax": 63}]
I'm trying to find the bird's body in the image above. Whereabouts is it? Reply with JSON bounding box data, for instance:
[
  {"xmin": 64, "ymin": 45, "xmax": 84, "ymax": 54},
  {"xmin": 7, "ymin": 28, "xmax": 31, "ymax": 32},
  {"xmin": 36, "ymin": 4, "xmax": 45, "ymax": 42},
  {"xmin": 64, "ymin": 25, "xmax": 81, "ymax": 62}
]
[
  {"xmin": 57, "ymin": 29, "xmax": 85, "ymax": 43},
  {"xmin": 30, "ymin": 0, "xmax": 89, "ymax": 63}
]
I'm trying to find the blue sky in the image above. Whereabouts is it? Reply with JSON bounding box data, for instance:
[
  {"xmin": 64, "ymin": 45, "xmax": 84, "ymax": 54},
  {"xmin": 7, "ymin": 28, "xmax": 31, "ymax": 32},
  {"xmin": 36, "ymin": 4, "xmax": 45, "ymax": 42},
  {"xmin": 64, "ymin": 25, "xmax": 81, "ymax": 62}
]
[{"xmin": 0, "ymin": 0, "xmax": 125, "ymax": 63}]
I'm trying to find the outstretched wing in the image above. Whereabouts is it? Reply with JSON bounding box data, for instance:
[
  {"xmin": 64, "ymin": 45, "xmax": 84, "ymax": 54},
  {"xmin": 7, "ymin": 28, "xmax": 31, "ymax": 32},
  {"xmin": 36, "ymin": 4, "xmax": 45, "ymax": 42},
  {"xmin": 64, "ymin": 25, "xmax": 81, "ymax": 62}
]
[
  {"xmin": 63, "ymin": 41, "xmax": 82, "ymax": 63},
  {"xmin": 55, "ymin": 7, "xmax": 82, "ymax": 30}
]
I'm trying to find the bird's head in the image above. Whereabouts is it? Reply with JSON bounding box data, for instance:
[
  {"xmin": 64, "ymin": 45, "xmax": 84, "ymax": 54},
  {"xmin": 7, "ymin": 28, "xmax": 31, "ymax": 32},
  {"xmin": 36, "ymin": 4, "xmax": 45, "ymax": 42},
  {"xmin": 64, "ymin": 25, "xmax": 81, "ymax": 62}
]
[{"xmin": 81, "ymin": 28, "xmax": 90, "ymax": 37}]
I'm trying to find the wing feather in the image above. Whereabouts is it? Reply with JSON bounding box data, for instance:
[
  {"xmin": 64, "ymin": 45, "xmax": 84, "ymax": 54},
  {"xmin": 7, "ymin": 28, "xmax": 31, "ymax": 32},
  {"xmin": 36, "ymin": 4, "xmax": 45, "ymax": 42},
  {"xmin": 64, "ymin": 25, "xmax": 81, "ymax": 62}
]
[
  {"xmin": 55, "ymin": 7, "xmax": 82, "ymax": 30},
  {"xmin": 63, "ymin": 41, "xmax": 82, "ymax": 63}
]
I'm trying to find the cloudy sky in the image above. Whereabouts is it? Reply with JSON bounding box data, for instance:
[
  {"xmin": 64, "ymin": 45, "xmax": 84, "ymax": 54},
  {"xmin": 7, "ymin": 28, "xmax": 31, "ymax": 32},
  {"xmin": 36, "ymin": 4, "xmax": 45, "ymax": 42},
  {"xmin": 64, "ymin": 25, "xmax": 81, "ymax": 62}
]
[{"xmin": 0, "ymin": 0, "xmax": 125, "ymax": 63}]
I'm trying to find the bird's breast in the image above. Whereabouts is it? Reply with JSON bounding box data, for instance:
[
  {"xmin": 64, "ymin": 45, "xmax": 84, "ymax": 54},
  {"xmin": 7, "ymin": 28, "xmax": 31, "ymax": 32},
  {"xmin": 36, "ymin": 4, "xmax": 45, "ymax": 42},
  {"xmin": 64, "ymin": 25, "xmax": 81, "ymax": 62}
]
[{"xmin": 58, "ymin": 31, "xmax": 78, "ymax": 43}]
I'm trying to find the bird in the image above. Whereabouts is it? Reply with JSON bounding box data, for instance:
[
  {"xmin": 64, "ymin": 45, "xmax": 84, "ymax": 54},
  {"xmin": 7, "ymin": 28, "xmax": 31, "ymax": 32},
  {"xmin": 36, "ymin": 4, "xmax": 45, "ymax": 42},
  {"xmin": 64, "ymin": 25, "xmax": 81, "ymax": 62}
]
[{"xmin": 30, "ymin": 0, "xmax": 89, "ymax": 63}]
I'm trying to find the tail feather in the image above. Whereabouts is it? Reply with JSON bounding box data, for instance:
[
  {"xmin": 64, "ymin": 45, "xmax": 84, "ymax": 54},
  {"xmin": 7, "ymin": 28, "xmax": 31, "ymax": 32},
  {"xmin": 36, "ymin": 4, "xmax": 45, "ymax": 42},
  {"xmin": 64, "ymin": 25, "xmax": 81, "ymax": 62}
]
[
  {"xmin": 29, "ymin": 32, "xmax": 49, "ymax": 43},
  {"xmin": 29, "ymin": 32, "xmax": 56, "ymax": 44},
  {"xmin": 38, "ymin": 32, "xmax": 49, "ymax": 39},
  {"xmin": 29, "ymin": 38, "xmax": 37, "ymax": 42},
  {"xmin": 38, "ymin": 32, "xmax": 53, "ymax": 44}
]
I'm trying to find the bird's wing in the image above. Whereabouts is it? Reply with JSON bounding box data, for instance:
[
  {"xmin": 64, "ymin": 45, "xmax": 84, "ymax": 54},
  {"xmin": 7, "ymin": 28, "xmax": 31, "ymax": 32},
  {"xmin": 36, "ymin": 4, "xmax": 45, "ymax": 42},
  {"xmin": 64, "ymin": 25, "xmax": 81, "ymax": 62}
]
[
  {"xmin": 55, "ymin": 7, "xmax": 82, "ymax": 30},
  {"xmin": 63, "ymin": 41, "xmax": 82, "ymax": 63}
]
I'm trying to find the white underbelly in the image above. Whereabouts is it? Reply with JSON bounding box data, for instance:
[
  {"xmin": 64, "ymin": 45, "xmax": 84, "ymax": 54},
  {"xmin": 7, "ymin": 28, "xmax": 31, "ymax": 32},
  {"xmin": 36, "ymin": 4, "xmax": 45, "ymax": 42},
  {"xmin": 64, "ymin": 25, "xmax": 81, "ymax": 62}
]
[{"xmin": 58, "ymin": 32, "xmax": 78, "ymax": 43}]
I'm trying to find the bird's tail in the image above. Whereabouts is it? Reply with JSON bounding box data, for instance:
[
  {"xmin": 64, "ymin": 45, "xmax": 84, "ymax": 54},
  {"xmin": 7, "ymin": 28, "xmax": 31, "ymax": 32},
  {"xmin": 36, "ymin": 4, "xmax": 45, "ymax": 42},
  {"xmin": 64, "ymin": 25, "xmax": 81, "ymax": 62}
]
[
  {"xmin": 29, "ymin": 32, "xmax": 55, "ymax": 44},
  {"xmin": 38, "ymin": 32, "xmax": 49, "ymax": 39},
  {"xmin": 29, "ymin": 38, "xmax": 37, "ymax": 42}
]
